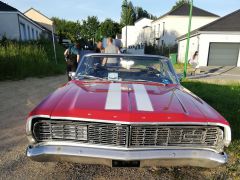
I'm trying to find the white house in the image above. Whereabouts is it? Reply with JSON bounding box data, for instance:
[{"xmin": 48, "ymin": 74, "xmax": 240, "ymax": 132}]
[
  {"xmin": 178, "ymin": 9, "xmax": 240, "ymax": 67},
  {"xmin": 121, "ymin": 3, "xmax": 219, "ymax": 51},
  {"xmin": 151, "ymin": 4, "xmax": 219, "ymax": 46},
  {"xmin": 0, "ymin": 1, "xmax": 47, "ymax": 41},
  {"xmin": 122, "ymin": 17, "xmax": 153, "ymax": 48}
]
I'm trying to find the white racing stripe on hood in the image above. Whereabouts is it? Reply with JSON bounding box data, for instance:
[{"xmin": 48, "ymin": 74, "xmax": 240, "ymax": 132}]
[
  {"xmin": 133, "ymin": 84, "xmax": 154, "ymax": 111},
  {"xmin": 105, "ymin": 83, "xmax": 122, "ymax": 110}
]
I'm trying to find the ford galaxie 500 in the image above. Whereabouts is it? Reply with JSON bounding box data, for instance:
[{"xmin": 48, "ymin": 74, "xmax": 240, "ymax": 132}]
[{"xmin": 26, "ymin": 54, "xmax": 231, "ymax": 168}]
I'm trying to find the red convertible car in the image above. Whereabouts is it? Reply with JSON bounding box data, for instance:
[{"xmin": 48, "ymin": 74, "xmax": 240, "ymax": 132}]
[{"xmin": 26, "ymin": 54, "xmax": 231, "ymax": 168}]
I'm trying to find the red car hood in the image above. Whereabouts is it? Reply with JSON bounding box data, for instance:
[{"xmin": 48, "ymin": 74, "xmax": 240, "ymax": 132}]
[{"xmin": 30, "ymin": 80, "xmax": 228, "ymax": 125}]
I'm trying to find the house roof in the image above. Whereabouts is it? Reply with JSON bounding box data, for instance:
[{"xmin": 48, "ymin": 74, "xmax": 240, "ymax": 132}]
[
  {"xmin": 0, "ymin": 1, "xmax": 46, "ymax": 31},
  {"xmin": 134, "ymin": 17, "xmax": 146, "ymax": 24},
  {"xmin": 152, "ymin": 3, "xmax": 219, "ymax": 22},
  {"xmin": 0, "ymin": 1, "xmax": 18, "ymax": 11},
  {"xmin": 134, "ymin": 17, "xmax": 152, "ymax": 24},
  {"xmin": 24, "ymin": 8, "xmax": 53, "ymax": 22},
  {"xmin": 169, "ymin": 4, "xmax": 219, "ymax": 17},
  {"xmin": 178, "ymin": 9, "xmax": 240, "ymax": 40},
  {"xmin": 199, "ymin": 9, "xmax": 240, "ymax": 31},
  {"xmin": 33, "ymin": 20, "xmax": 52, "ymax": 33}
]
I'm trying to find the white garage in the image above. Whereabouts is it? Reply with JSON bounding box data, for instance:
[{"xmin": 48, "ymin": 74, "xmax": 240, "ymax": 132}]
[{"xmin": 178, "ymin": 9, "xmax": 240, "ymax": 67}]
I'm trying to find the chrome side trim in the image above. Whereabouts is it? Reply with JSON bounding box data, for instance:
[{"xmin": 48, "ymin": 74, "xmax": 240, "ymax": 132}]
[
  {"xmin": 26, "ymin": 145, "xmax": 228, "ymax": 168},
  {"xmin": 83, "ymin": 53, "xmax": 166, "ymax": 59},
  {"xmin": 50, "ymin": 116, "xmax": 224, "ymax": 125},
  {"xmin": 26, "ymin": 115, "xmax": 50, "ymax": 134},
  {"xmin": 224, "ymin": 125, "xmax": 231, "ymax": 147},
  {"xmin": 26, "ymin": 115, "xmax": 50, "ymax": 143}
]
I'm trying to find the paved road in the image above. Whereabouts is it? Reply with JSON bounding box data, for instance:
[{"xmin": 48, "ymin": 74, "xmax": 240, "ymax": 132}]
[
  {"xmin": 188, "ymin": 66, "xmax": 240, "ymax": 81},
  {"xmin": 0, "ymin": 75, "xmax": 225, "ymax": 179}
]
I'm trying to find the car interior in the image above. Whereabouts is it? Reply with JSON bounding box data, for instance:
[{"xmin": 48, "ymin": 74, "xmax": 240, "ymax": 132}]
[{"xmin": 77, "ymin": 56, "xmax": 175, "ymax": 84}]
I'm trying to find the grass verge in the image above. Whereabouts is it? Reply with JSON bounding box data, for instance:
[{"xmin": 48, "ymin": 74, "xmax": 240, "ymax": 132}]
[
  {"xmin": 173, "ymin": 63, "xmax": 193, "ymax": 74},
  {"xmin": 179, "ymin": 80, "xmax": 240, "ymax": 178},
  {"xmin": 0, "ymin": 40, "xmax": 66, "ymax": 80}
]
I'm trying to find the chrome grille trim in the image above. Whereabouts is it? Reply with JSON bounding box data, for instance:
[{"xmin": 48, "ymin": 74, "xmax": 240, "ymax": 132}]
[
  {"xmin": 88, "ymin": 124, "xmax": 128, "ymax": 146},
  {"xmin": 33, "ymin": 120, "xmax": 128, "ymax": 147},
  {"xmin": 32, "ymin": 120, "xmax": 224, "ymax": 151},
  {"xmin": 130, "ymin": 126, "xmax": 221, "ymax": 147}
]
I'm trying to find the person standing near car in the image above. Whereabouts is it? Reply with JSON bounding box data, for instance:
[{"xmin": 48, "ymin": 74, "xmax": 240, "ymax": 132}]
[
  {"xmin": 105, "ymin": 37, "xmax": 119, "ymax": 54},
  {"xmin": 189, "ymin": 51, "xmax": 199, "ymax": 75},
  {"xmin": 95, "ymin": 41, "xmax": 104, "ymax": 53},
  {"xmin": 64, "ymin": 42, "xmax": 81, "ymax": 81},
  {"xmin": 102, "ymin": 37, "xmax": 120, "ymax": 66}
]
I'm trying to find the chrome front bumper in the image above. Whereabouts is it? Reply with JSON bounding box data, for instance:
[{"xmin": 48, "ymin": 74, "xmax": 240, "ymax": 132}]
[{"xmin": 26, "ymin": 144, "xmax": 227, "ymax": 168}]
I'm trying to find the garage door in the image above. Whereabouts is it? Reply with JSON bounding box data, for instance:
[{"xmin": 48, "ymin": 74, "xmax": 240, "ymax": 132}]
[{"xmin": 208, "ymin": 43, "xmax": 240, "ymax": 66}]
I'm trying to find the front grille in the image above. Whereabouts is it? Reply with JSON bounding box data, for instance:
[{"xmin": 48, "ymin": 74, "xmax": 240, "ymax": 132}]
[
  {"xmin": 33, "ymin": 120, "xmax": 128, "ymax": 147},
  {"xmin": 88, "ymin": 124, "xmax": 127, "ymax": 146},
  {"xmin": 130, "ymin": 126, "xmax": 221, "ymax": 147},
  {"xmin": 32, "ymin": 119, "xmax": 224, "ymax": 151}
]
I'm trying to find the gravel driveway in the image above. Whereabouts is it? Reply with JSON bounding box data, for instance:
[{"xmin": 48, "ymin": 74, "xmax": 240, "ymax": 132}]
[{"xmin": 0, "ymin": 75, "xmax": 223, "ymax": 180}]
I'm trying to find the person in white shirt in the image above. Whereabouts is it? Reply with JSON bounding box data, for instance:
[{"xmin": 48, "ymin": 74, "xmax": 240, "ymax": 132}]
[
  {"xmin": 189, "ymin": 51, "xmax": 199, "ymax": 69},
  {"xmin": 102, "ymin": 37, "xmax": 120, "ymax": 66}
]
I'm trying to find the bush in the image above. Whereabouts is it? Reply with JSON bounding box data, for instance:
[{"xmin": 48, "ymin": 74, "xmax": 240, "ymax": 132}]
[
  {"xmin": 0, "ymin": 40, "xmax": 66, "ymax": 80},
  {"xmin": 145, "ymin": 43, "xmax": 178, "ymax": 57}
]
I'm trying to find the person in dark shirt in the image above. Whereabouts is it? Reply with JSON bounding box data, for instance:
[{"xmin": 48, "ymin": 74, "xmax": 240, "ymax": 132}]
[
  {"xmin": 64, "ymin": 42, "xmax": 81, "ymax": 81},
  {"xmin": 95, "ymin": 41, "xmax": 104, "ymax": 53}
]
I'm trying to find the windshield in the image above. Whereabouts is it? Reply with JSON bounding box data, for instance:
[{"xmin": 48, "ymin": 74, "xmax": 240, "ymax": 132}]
[{"xmin": 76, "ymin": 54, "xmax": 178, "ymax": 84}]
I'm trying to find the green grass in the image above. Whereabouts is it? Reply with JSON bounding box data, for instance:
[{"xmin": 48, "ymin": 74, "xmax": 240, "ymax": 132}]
[
  {"xmin": 173, "ymin": 63, "xmax": 192, "ymax": 74},
  {"xmin": 181, "ymin": 80, "xmax": 240, "ymax": 178},
  {"xmin": 0, "ymin": 40, "xmax": 66, "ymax": 80}
]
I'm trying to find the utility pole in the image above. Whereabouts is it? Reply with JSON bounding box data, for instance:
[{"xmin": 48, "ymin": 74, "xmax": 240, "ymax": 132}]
[
  {"xmin": 125, "ymin": 24, "xmax": 128, "ymax": 50},
  {"xmin": 183, "ymin": 0, "xmax": 193, "ymax": 78},
  {"xmin": 51, "ymin": 23, "xmax": 57, "ymax": 64},
  {"xmin": 122, "ymin": 2, "xmax": 135, "ymax": 52},
  {"xmin": 122, "ymin": 4, "xmax": 128, "ymax": 51}
]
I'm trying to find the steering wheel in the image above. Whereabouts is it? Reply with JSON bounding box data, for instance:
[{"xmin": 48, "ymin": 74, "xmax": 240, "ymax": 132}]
[
  {"xmin": 85, "ymin": 67, "xmax": 95, "ymax": 75},
  {"xmin": 93, "ymin": 63, "xmax": 105, "ymax": 70}
]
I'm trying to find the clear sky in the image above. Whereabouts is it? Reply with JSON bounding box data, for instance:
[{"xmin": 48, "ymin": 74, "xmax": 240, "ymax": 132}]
[{"xmin": 2, "ymin": 0, "xmax": 240, "ymax": 22}]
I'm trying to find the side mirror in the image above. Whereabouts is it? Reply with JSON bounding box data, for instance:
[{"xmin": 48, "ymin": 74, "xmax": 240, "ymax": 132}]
[{"xmin": 69, "ymin": 72, "xmax": 76, "ymax": 80}]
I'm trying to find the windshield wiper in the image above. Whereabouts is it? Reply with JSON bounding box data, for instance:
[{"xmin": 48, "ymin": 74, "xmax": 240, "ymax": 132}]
[
  {"xmin": 123, "ymin": 79, "xmax": 166, "ymax": 86},
  {"xmin": 77, "ymin": 75, "xmax": 106, "ymax": 81}
]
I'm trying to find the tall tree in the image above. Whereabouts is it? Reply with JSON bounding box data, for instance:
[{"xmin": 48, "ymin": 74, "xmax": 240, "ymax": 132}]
[
  {"xmin": 100, "ymin": 19, "xmax": 121, "ymax": 38},
  {"xmin": 134, "ymin": 6, "xmax": 157, "ymax": 21},
  {"xmin": 52, "ymin": 17, "xmax": 81, "ymax": 42},
  {"xmin": 120, "ymin": 0, "xmax": 157, "ymax": 25},
  {"xmin": 135, "ymin": 7, "xmax": 149, "ymax": 19},
  {"xmin": 171, "ymin": 0, "xmax": 190, "ymax": 10},
  {"xmin": 80, "ymin": 16, "xmax": 100, "ymax": 42},
  {"xmin": 120, "ymin": 0, "xmax": 135, "ymax": 26}
]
